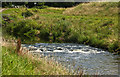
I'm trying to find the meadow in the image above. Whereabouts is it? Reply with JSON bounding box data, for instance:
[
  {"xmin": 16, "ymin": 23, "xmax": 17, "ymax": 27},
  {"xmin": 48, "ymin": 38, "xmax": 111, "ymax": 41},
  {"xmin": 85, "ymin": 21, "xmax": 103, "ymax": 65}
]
[
  {"xmin": 2, "ymin": 2, "xmax": 120, "ymax": 53},
  {"xmin": 1, "ymin": 2, "xmax": 120, "ymax": 76}
]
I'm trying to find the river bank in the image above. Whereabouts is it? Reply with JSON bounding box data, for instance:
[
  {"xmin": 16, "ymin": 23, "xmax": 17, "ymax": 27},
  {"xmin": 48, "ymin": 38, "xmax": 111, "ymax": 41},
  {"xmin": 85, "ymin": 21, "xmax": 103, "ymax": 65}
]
[
  {"xmin": 2, "ymin": 37, "xmax": 119, "ymax": 75},
  {"xmin": 2, "ymin": 2, "xmax": 120, "ymax": 54},
  {"xmin": 1, "ymin": 2, "xmax": 120, "ymax": 76},
  {"xmin": 2, "ymin": 40, "xmax": 71, "ymax": 75}
]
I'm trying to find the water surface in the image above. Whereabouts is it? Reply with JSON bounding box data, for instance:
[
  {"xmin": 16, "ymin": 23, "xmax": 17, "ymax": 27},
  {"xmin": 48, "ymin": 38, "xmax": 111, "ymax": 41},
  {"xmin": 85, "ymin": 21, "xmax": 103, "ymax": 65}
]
[{"xmin": 22, "ymin": 43, "xmax": 119, "ymax": 75}]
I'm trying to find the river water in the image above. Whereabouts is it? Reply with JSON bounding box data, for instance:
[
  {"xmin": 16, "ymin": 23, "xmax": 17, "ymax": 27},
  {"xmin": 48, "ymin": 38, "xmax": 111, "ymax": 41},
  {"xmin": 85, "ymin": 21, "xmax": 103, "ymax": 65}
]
[{"xmin": 22, "ymin": 43, "xmax": 119, "ymax": 75}]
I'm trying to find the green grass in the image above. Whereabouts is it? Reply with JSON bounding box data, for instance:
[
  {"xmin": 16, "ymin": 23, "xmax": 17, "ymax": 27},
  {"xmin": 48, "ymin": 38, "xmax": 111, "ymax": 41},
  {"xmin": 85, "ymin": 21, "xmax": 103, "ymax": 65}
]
[
  {"xmin": 2, "ymin": 46, "xmax": 70, "ymax": 75},
  {"xmin": 2, "ymin": 2, "xmax": 120, "ymax": 54},
  {"xmin": 63, "ymin": 2, "xmax": 118, "ymax": 17},
  {"xmin": 0, "ymin": 49, "xmax": 1, "ymax": 76},
  {"xmin": 2, "ymin": 47, "xmax": 36, "ymax": 75},
  {"xmin": 0, "ymin": 26, "xmax": 2, "ymax": 76}
]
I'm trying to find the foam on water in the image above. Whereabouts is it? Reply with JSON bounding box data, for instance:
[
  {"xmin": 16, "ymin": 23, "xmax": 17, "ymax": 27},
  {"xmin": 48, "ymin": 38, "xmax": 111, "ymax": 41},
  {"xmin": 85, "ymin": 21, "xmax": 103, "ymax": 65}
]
[{"xmin": 22, "ymin": 43, "xmax": 119, "ymax": 75}]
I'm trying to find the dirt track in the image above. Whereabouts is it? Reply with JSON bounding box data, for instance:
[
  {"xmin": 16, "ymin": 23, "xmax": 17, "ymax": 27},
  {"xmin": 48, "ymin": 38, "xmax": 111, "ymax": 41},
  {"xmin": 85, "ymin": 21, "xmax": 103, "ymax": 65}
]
[{"xmin": 0, "ymin": 8, "xmax": 5, "ymax": 12}]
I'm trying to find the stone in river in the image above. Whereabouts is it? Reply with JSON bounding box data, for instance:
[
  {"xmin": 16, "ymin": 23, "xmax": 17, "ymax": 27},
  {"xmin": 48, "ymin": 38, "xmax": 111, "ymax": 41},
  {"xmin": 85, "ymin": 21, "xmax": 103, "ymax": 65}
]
[
  {"xmin": 57, "ymin": 47, "xmax": 63, "ymax": 50},
  {"xmin": 29, "ymin": 47, "xmax": 37, "ymax": 51},
  {"xmin": 39, "ymin": 48, "xmax": 44, "ymax": 51}
]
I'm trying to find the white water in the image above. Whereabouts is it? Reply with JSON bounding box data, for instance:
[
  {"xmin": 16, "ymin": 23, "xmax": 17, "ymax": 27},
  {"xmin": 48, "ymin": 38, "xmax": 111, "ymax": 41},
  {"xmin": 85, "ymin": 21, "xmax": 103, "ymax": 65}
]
[{"xmin": 22, "ymin": 43, "xmax": 119, "ymax": 75}]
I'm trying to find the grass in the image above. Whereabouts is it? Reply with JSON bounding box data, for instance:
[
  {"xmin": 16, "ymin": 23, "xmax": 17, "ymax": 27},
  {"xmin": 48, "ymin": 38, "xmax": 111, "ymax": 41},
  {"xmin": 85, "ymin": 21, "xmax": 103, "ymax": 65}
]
[
  {"xmin": 2, "ymin": 46, "xmax": 70, "ymax": 75},
  {"xmin": 63, "ymin": 2, "xmax": 118, "ymax": 17},
  {"xmin": 2, "ymin": 2, "xmax": 120, "ymax": 54},
  {"xmin": 0, "ymin": 45, "xmax": 1, "ymax": 73},
  {"xmin": 0, "ymin": 47, "xmax": 1, "ymax": 76}
]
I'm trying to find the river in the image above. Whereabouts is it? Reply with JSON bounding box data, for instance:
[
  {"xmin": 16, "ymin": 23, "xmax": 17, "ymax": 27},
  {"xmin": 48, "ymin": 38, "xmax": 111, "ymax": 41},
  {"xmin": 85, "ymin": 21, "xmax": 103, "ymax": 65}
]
[{"xmin": 22, "ymin": 43, "xmax": 120, "ymax": 75}]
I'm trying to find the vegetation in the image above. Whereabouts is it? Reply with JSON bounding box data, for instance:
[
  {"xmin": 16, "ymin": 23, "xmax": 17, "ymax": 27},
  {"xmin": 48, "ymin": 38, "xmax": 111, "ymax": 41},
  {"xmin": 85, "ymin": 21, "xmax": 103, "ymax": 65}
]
[
  {"xmin": 2, "ymin": 2, "xmax": 80, "ymax": 8},
  {"xmin": 2, "ymin": 46, "xmax": 70, "ymax": 75},
  {"xmin": 0, "ymin": 46, "xmax": 1, "ymax": 76},
  {"xmin": 63, "ymin": 2, "xmax": 118, "ymax": 17},
  {"xmin": 2, "ymin": 2, "xmax": 120, "ymax": 54}
]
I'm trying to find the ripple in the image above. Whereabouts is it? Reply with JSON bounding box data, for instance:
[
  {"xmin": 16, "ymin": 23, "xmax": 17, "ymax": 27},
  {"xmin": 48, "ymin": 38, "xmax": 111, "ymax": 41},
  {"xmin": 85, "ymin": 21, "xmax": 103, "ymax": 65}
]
[{"xmin": 22, "ymin": 43, "xmax": 119, "ymax": 75}]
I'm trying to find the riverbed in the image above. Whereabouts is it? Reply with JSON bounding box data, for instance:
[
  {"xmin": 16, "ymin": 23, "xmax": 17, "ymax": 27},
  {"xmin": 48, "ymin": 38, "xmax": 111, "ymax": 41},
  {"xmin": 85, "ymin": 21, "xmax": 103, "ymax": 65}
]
[{"xmin": 22, "ymin": 43, "xmax": 119, "ymax": 75}]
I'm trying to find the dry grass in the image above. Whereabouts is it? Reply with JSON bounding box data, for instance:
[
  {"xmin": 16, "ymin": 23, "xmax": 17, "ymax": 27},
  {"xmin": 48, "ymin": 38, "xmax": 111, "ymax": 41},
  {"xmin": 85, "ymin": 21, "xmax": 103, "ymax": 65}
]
[{"xmin": 63, "ymin": 2, "xmax": 118, "ymax": 16}]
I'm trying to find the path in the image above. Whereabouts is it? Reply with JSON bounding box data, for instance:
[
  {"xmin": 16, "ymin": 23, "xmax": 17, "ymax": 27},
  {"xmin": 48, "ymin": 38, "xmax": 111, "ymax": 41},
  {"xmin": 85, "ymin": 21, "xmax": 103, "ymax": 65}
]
[{"xmin": 0, "ymin": 8, "xmax": 5, "ymax": 12}]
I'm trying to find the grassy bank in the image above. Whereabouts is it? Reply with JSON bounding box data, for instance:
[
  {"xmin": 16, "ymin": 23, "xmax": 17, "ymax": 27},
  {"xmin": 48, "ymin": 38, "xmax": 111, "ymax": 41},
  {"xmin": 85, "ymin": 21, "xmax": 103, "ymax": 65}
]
[
  {"xmin": 2, "ymin": 46, "xmax": 70, "ymax": 75},
  {"xmin": 2, "ymin": 2, "xmax": 120, "ymax": 54}
]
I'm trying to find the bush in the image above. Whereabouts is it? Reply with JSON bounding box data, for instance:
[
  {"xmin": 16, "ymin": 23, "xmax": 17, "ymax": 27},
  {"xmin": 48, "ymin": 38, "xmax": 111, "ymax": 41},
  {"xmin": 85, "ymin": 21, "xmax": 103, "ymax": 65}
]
[
  {"xmin": 24, "ymin": 29, "xmax": 37, "ymax": 41},
  {"xmin": 35, "ymin": 5, "xmax": 48, "ymax": 9},
  {"xmin": 108, "ymin": 41, "xmax": 120, "ymax": 53},
  {"xmin": 22, "ymin": 10, "xmax": 33, "ymax": 18},
  {"xmin": 5, "ymin": 19, "xmax": 39, "ymax": 41},
  {"xmin": 39, "ymin": 27, "xmax": 49, "ymax": 41},
  {"xmin": 52, "ymin": 31, "xmax": 62, "ymax": 42},
  {"xmin": 68, "ymin": 32, "xmax": 79, "ymax": 43},
  {"xmin": 88, "ymin": 36, "xmax": 105, "ymax": 48},
  {"xmin": 49, "ymin": 20, "xmax": 72, "ymax": 42}
]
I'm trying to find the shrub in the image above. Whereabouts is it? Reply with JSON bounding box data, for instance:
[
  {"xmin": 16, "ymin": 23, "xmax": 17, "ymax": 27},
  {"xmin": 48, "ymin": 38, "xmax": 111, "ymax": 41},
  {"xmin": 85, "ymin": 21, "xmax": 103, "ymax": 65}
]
[
  {"xmin": 4, "ymin": 24, "xmax": 13, "ymax": 35},
  {"xmin": 64, "ymin": 28, "xmax": 72, "ymax": 42},
  {"xmin": 52, "ymin": 31, "xmax": 62, "ymax": 42},
  {"xmin": 108, "ymin": 41, "xmax": 120, "ymax": 53},
  {"xmin": 68, "ymin": 32, "xmax": 79, "ymax": 43},
  {"xmin": 88, "ymin": 36, "xmax": 105, "ymax": 48},
  {"xmin": 24, "ymin": 29, "xmax": 37, "ymax": 41},
  {"xmin": 39, "ymin": 27, "xmax": 49, "ymax": 41},
  {"xmin": 22, "ymin": 10, "xmax": 33, "ymax": 18},
  {"xmin": 2, "ymin": 14, "xmax": 11, "ymax": 22},
  {"xmin": 50, "ymin": 20, "xmax": 72, "ymax": 42},
  {"xmin": 35, "ymin": 5, "xmax": 48, "ymax": 9},
  {"xmin": 5, "ymin": 19, "xmax": 39, "ymax": 41}
]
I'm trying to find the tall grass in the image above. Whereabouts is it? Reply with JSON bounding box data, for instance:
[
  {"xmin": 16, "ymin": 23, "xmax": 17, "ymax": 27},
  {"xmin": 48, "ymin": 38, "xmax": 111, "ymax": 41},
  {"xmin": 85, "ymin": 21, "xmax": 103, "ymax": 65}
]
[{"xmin": 2, "ymin": 46, "xmax": 71, "ymax": 75}]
